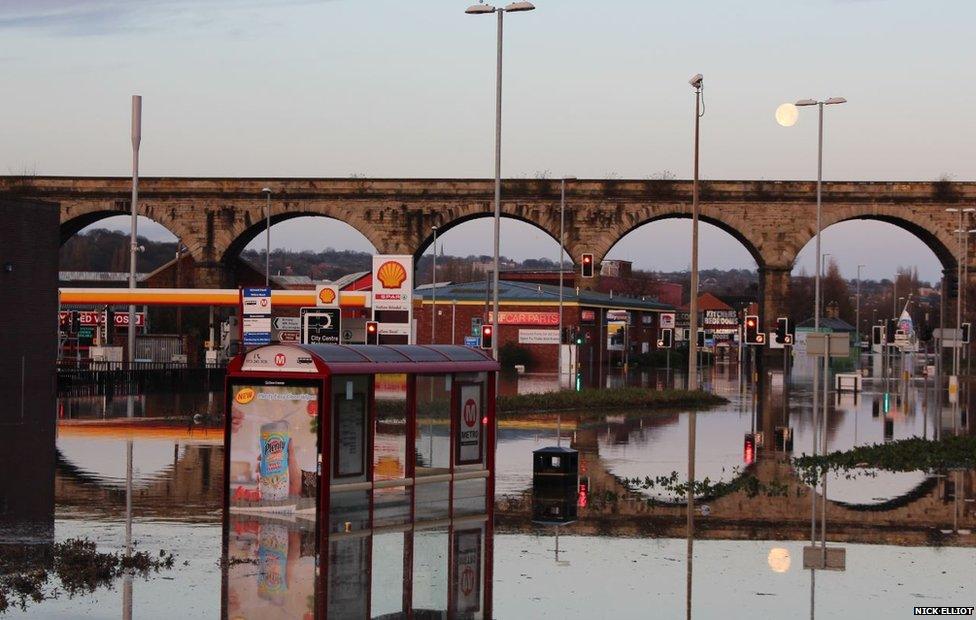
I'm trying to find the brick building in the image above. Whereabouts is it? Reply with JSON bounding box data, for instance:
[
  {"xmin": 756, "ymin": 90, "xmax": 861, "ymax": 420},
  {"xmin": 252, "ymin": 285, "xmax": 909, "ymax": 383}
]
[{"xmin": 415, "ymin": 280, "xmax": 674, "ymax": 372}]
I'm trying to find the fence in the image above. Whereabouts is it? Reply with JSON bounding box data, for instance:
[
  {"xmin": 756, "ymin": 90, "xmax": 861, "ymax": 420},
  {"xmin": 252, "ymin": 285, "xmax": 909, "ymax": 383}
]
[{"xmin": 57, "ymin": 361, "xmax": 226, "ymax": 397}]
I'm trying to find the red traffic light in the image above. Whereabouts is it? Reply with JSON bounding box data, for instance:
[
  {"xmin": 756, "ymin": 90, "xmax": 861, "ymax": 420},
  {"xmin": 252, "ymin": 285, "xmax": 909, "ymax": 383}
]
[
  {"xmin": 582, "ymin": 255, "xmax": 591, "ymax": 264},
  {"xmin": 746, "ymin": 318, "xmax": 756, "ymax": 327}
]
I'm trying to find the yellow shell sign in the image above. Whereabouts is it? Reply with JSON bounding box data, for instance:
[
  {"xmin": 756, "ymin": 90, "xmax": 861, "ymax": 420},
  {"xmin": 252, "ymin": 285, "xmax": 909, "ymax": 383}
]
[
  {"xmin": 317, "ymin": 287, "xmax": 336, "ymax": 305},
  {"xmin": 376, "ymin": 260, "xmax": 408, "ymax": 289},
  {"xmin": 234, "ymin": 387, "xmax": 256, "ymax": 405}
]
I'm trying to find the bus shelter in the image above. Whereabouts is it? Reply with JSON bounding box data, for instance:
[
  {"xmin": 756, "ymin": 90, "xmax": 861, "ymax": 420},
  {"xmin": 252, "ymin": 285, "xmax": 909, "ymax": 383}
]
[{"xmin": 222, "ymin": 344, "xmax": 499, "ymax": 619}]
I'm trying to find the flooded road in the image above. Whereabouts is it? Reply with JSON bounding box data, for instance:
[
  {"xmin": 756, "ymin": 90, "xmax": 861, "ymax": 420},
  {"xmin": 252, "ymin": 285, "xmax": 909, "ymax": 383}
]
[{"xmin": 2, "ymin": 363, "xmax": 973, "ymax": 618}]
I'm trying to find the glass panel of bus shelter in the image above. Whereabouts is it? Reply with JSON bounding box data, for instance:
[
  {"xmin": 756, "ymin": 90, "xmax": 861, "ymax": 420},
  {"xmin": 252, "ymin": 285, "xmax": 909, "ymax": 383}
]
[
  {"xmin": 453, "ymin": 372, "xmax": 489, "ymax": 517},
  {"xmin": 449, "ymin": 524, "xmax": 488, "ymax": 619},
  {"xmin": 415, "ymin": 374, "xmax": 453, "ymax": 521},
  {"xmin": 225, "ymin": 515, "xmax": 318, "ymax": 620},
  {"xmin": 370, "ymin": 531, "xmax": 407, "ymax": 617},
  {"xmin": 327, "ymin": 534, "xmax": 371, "ymax": 619},
  {"xmin": 372, "ymin": 373, "xmax": 412, "ymax": 528},
  {"xmin": 412, "ymin": 526, "xmax": 449, "ymax": 615},
  {"xmin": 329, "ymin": 375, "xmax": 371, "ymax": 534}
]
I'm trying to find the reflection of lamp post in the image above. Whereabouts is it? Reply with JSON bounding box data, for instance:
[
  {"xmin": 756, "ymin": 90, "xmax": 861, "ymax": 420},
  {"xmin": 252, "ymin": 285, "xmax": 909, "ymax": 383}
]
[
  {"xmin": 465, "ymin": 0, "xmax": 536, "ymax": 360},
  {"xmin": 856, "ymin": 265, "xmax": 865, "ymax": 366}
]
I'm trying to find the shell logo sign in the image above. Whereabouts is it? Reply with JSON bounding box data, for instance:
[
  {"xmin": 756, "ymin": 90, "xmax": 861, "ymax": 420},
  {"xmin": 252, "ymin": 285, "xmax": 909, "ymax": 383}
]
[
  {"xmin": 376, "ymin": 261, "xmax": 408, "ymax": 289},
  {"xmin": 317, "ymin": 287, "xmax": 336, "ymax": 305},
  {"xmin": 234, "ymin": 387, "xmax": 256, "ymax": 405},
  {"xmin": 371, "ymin": 255, "xmax": 414, "ymax": 315}
]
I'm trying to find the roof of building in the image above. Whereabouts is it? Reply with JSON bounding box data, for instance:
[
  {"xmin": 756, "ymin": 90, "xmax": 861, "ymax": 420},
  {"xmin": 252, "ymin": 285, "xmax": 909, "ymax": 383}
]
[
  {"xmin": 796, "ymin": 317, "xmax": 856, "ymax": 332},
  {"xmin": 679, "ymin": 292, "xmax": 733, "ymax": 312},
  {"xmin": 59, "ymin": 271, "xmax": 149, "ymax": 283},
  {"xmin": 416, "ymin": 279, "xmax": 673, "ymax": 311},
  {"xmin": 330, "ymin": 271, "xmax": 370, "ymax": 290}
]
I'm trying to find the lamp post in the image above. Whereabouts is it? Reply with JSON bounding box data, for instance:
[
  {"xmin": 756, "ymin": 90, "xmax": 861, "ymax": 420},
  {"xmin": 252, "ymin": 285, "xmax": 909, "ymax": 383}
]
[
  {"xmin": 432, "ymin": 225, "xmax": 439, "ymax": 344},
  {"xmin": 777, "ymin": 94, "xmax": 846, "ymax": 554},
  {"xmin": 856, "ymin": 264, "xmax": 865, "ymax": 366},
  {"xmin": 558, "ymin": 176, "xmax": 575, "ymax": 377},
  {"xmin": 261, "ymin": 188, "xmax": 272, "ymax": 288},
  {"xmin": 687, "ymin": 73, "xmax": 703, "ymax": 391},
  {"xmin": 127, "ymin": 95, "xmax": 142, "ymax": 364},
  {"xmin": 946, "ymin": 208, "xmax": 975, "ymax": 379},
  {"xmin": 466, "ymin": 0, "xmax": 536, "ymax": 361}
]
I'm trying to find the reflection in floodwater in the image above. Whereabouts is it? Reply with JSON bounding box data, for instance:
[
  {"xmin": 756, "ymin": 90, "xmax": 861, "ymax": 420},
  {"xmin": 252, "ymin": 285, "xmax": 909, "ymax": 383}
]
[{"xmin": 1, "ymin": 363, "xmax": 973, "ymax": 617}]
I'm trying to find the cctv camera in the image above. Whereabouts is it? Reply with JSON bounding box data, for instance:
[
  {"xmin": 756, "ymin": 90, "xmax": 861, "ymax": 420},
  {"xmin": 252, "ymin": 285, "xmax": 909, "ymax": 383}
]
[{"xmin": 689, "ymin": 74, "xmax": 703, "ymax": 89}]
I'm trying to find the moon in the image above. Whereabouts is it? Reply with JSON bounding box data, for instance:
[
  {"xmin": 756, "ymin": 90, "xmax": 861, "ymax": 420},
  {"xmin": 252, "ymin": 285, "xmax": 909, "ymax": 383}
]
[
  {"xmin": 775, "ymin": 103, "xmax": 799, "ymax": 127},
  {"xmin": 767, "ymin": 547, "xmax": 791, "ymax": 573}
]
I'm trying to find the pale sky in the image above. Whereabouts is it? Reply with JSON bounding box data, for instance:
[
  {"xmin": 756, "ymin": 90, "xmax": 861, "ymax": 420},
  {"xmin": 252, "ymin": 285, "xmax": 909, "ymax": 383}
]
[{"xmin": 12, "ymin": 0, "xmax": 970, "ymax": 282}]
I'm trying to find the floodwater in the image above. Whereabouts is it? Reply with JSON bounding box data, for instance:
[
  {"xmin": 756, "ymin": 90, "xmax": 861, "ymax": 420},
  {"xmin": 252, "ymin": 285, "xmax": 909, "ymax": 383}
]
[{"xmin": 2, "ymin": 360, "xmax": 973, "ymax": 618}]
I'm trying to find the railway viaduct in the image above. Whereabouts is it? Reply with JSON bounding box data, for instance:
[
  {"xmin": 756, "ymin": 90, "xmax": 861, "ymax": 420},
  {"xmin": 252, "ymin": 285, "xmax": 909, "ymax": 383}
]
[{"xmin": 4, "ymin": 175, "xmax": 975, "ymax": 329}]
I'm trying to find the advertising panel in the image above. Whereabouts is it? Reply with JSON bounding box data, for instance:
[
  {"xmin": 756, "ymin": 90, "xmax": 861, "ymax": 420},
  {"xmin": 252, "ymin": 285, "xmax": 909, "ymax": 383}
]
[
  {"xmin": 228, "ymin": 383, "xmax": 319, "ymax": 513},
  {"xmin": 518, "ymin": 329, "xmax": 560, "ymax": 345},
  {"xmin": 488, "ymin": 311, "xmax": 559, "ymax": 326},
  {"xmin": 456, "ymin": 383, "xmax": 483, "ymax": 465},
  {"xmin": 450, "ymin": 529, "xmax": 483, "ymax": 614},
  {"xmin": 659, "ymin": 312, "xmax": 676, "ymax": 329}
]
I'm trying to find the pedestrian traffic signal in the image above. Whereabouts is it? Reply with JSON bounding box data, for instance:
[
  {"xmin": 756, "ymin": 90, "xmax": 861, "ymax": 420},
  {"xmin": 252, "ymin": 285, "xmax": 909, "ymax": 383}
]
[
  {"xmin": 744, "ymin": 315, "xmax": 764, "ymax": 345},
  {"xmin": 365, "ymin": 321, "xmax": 379, "ymax": 345},
  {"xmin": 775, "ymin": 317, "xmax": 792, "ymax": 345},
  {"xmin": 658, "ymin": 328, "xmax": 673, "ymax": 349},
  {"xmin": 963, "ymin": 322, "xmax": 972, "ymax": 344},
  {"xmin": 581, "ymin": 253, "xmax": 594, "ymax": 278},
  {"xmin": 480, "ymin": 324, "xmax": 493, "ymax": 350}
]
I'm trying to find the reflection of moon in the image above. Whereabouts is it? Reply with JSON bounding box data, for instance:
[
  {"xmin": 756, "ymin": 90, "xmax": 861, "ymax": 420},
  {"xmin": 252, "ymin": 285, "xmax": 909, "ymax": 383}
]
[
  {"xmin": 775, "ymin": 103, "xmax": 798, "ymax": 127},
  {"xmin": 767, "ymin": 547, "xmax": 791, "ymax": 573}
]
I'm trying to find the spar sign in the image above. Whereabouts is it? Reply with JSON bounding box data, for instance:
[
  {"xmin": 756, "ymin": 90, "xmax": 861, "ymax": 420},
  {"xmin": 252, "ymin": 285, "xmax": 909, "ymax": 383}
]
[
  {"xmin": 456, "ymin": 384, "xmax": 483, "ymax": 465},
  {"xmin": 371, "ymin": 254, "xmax": 414, "ymax": 344}
]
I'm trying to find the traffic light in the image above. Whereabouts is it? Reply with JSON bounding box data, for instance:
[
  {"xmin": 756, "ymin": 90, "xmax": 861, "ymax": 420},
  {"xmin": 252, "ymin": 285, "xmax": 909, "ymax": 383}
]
[
  {"xmin": 70, "ymin": 311, "xmax": 80, "ymax": 334},
  {"xmin": 872, "ymin": 324, "xmax": 884, "ymax": 346},
  {"xmin": 946, "ymin": 271, "xmax": 959, "ymax": 300},
  {"xmin": 365, "ymin": 321, "xmax": 379, "ymax": 345},
  {"xmin": 744, "ymin": 315, "xmax": 764, "ymax": 345},
  {"xmin": 697, "ymin": 329, "xmax": 705, "ymax": 348},
  {"xmin": 658, "ymin": 328, "xmax": 673, "ymax": 349},
  {"xmin": 963, "ymin": 322, "xmax": 972, "ymax": 344},
  {"xmin": 743, "ymin": 433, "xmax": 756, "ymax": 465},
  {"xmin": 574, "ymin": 330, "xmax": 584, "ymax": 345},
  {"xmin": 581, "ymin": 253, "xmax": 594, "ymax": 278},
  {"xmin": 775, "ymin": 317, "xmax": 792, "ymax": 345},
  {"xmin": 105, "ymin": 308, "xmax": 115, "ymax": 331},
  {"xmin": 480, "ymin": 324, "xmax": 493, "ymax": 350},
  {"xmin": 886, "ymin": 318, "xmax": 897, "ymax": 343}
]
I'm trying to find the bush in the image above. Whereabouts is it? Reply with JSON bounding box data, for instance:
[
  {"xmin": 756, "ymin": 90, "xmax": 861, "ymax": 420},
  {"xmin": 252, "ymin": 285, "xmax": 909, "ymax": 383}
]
[{"xmin": 498, "ymin": 342, "xmax": 532, "ymax": 368}]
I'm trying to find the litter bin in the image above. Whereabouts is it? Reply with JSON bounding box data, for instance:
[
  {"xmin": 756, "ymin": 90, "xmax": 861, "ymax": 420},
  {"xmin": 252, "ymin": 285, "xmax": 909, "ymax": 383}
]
[{"xmin": 532, "ymin": 446, "xmax": 579, "ymax": 524}]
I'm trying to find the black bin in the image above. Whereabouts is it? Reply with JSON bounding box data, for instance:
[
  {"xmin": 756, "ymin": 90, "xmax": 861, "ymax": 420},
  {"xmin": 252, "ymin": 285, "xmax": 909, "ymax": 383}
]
[{"xmin": 532, "ymin": 446, "xmax": 579, "ymax": 525}]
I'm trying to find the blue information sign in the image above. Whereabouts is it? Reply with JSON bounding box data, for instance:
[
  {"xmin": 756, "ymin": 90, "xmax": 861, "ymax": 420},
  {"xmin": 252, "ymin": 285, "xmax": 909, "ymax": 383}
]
[{"xmin": 464, "ymin": 336, "xmax": 480, "ymax": 349}]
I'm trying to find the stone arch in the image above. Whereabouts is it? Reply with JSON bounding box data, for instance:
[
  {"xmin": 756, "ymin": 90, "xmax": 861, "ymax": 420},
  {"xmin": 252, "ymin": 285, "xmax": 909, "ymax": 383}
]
[
  {"xmin": 786, "ymin": 206, "xmax": 958, "ymax": 272},
  {"xmin": 59, "ymin": 202, "xmax": 190, "ymax": 250},
  {"xmin": 412, "ymin": 207, "xmax": 564, "ymax": 262},
  {"xmin": 219, "ymin": 205, "xmax": 383, "ymax": 266},
  {"xmin": 600, "ymin": 205, "xmax": 766, "ymax": 270}
]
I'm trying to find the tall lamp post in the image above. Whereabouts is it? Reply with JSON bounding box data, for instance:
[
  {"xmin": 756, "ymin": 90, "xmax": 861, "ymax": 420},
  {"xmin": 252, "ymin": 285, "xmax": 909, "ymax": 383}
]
[
  {"xmin": 687, "ymin": 73, "xmax": 703, "ymax": 391},
  {"xmin": 777, "ymin": 94, "xmax": 846, "ymax": 554},
  {"xmin": 128, "ymin": 95, "xmax": 142, "ymax": 364},
  {"xmin": 946, "ymin": 208, "xmax": 975, "ymax": 379},
  {"xmin": 856, "ymin": 264, "xmax": 866, "ymax": 366},
  {"xmin": 558, "ymin": 176, "xmax": 575, "ymax": 376},
  {"xmin": 466, "ymin": 1, "xmax": 536, "ymax": 361},
  {"xmin": 431, "ymin": 225, "xmax": 439, "ymax": 344},
  {"xmin": 261, "ymin": 188, "xmax": 272, "ymax": 288}
]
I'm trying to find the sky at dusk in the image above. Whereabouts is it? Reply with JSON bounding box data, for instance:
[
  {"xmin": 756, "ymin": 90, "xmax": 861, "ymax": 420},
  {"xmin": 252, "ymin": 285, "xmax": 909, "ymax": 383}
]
[{"xmin": 6, "ymin": 0, "xmax": 971, "ymax": 283}]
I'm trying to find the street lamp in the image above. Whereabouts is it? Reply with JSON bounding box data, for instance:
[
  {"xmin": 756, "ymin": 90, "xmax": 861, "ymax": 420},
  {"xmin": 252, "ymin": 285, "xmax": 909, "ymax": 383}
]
[
  {"xmin": 261, "ymin": 187, "xmax": 272, "ymax": 288},
  {"xmin": 946, "ymin": 208, "xmax": 975, "ymax": 378},
  {"xmin": 127, "ymin": 95, "xmax": 142, "ymax": 364},
  {"xmin": 778, "ymin": 94, "xmax": 846, "ymax": 554},
  {"xmin": 688, "ymin": 73, "xmax": 704, "ymax": 391},
  {"xmin": 432, "ymin": 225, "xmax": 439, "ymax": 344},
  {"xmin": 466, "ymin": 1, "xmax": 536, "ymax": 361},
  {"xmin": 856, "ymin": 264, "xmax": 866, "ymax": 363},
  {"xmin": 558, "ymin": 176, "xmax": 575, "ymax": 377}
]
